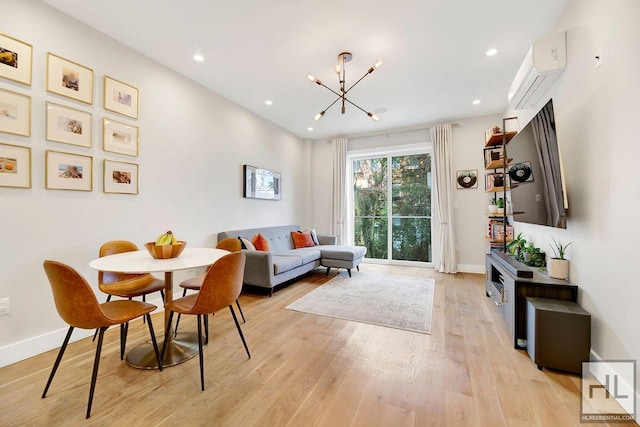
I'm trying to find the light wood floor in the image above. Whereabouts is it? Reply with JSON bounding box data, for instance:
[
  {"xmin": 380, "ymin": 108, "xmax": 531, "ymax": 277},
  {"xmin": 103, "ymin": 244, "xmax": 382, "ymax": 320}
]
[{"xmin": 0, "ymin": 264, "xmax": 634, "ymax": 426}]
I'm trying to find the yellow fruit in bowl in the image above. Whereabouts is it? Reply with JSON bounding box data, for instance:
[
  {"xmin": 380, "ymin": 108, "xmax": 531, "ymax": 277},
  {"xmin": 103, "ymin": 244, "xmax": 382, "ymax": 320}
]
[{"xmin": 155, "ymin": 230, "xmax": 177, "ymax": 246}]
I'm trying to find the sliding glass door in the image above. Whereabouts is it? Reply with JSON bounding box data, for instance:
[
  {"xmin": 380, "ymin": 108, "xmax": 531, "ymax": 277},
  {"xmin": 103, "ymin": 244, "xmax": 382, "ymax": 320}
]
[{"xmin": 351, "ymin": 150, "xmax": 432, "ymax": 264}]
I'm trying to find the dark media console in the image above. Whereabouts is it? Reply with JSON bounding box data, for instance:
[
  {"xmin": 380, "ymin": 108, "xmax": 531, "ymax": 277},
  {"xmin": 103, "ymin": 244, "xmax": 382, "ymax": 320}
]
[{"xmin": 485, "ymin": 251, "xmax": 578, "ymax": 349}]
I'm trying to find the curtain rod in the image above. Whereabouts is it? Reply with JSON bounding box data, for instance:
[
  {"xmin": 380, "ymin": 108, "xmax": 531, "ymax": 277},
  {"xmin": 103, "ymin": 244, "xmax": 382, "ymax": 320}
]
[{"xmin": 325, "ymin": 121, "xmax": 462, "ymax": 142}]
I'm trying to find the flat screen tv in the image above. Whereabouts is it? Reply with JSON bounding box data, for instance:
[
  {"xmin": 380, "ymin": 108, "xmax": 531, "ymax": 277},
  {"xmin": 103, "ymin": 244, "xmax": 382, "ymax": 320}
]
[{"xmin": 506, "ymin": 99, "xmax": 568, "ymax": 228}]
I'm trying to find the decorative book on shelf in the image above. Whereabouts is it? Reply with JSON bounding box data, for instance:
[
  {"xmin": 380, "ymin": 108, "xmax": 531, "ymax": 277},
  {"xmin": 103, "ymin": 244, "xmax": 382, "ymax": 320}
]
[{"xmin": 487, "ymin": 221, "xmax": 514, "ymax": 242}]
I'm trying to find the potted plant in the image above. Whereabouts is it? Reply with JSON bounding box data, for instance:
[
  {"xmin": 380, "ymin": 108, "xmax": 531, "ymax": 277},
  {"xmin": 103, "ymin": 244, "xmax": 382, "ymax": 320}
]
[
  {"xmin": 496, "ymin": 197, "xmax": 505, "ymax": 214},
  {"xmin": 488, "ymin": 198, "xmax": 498, "ymax": 214},
  {"xmin": 548, "ymin": 237, "xmax": 571, "ymax": 279},
  {"xmin": 523, "ymin": 242, "xmax": 546, "ymax": 267},
  {"xmin": 506, "ymin": 232, "xmax": 527, "ymax": 260}
]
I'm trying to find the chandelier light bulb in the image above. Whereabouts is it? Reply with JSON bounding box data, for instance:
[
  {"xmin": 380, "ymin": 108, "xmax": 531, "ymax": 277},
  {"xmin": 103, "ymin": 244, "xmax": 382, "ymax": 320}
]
[
  {"xmin": 368, "ymin": 112, "xmax": 380, "ymax": 121},
  {"xmin": 335, "ymin": 64, "xmax": 342, "ymax": 74},
  {"xmin": 314, "ymin": 111, "xmax": 325, "ymax": 121},
  {"xmin": 374, "ymin": 60, "xmax": 383, "ymax": 69},
  {"xmin": 307, "ymin": 73, "xmax": 317, "ymax": 82}
]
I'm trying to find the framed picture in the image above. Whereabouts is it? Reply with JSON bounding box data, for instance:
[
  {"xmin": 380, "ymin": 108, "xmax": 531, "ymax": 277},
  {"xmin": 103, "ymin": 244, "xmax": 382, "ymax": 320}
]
[
  {"xmin": 243, "ymin": 164, "xmax": 281, "ymax": 200},
  {"xmin": 0, "ymin": 33, "xmax": 32, "ymax": 85},
  {"xmin": 46, "ymin": 102, "xmax": 92, "ymax": 148},
  {"xmin": 46, "ymin": 149, "xmax": 92, "ymax": 191},
  {"xmin": 508, "ymin": 161, "xmax": 534, "ymax": 183},
  {"xmin": 485, "ymin": 172, "xmax": 508, "ymax": 191},
  {"xmin": 104, "ymin": 76, "xmax": 139, "ymax": 119},
  {"xmin": 0, "ymin": 142, "xmax": 31, "ymax": 188},
  {"xmin": 456, "ymin": 169, "xmax": 478, "ymax": 189},
  {"xmin": 46, "ymin": 52, "xmax": 94, "ymax": 104},
  {"xmin": 0, "ymin": 88, "xmax": 30, "ymax": 136},
  {"xmin": 104, "ymin": 159, "xmax": 138, "ymax": 194},
  {"xmin": 103, "ymin": 117, "xmax": 138, "ymax": 156}
]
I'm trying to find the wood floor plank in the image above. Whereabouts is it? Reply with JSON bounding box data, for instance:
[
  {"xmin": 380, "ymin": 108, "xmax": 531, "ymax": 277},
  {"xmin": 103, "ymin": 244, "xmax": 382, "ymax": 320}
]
[{"xmin": 0, "ymin": 265, "xmax": 633, "ymax": 427}]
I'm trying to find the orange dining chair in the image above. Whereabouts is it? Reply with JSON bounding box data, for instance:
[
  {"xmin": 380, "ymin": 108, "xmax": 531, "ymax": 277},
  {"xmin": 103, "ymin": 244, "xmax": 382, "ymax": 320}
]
[
  {"xmin": 174, "ymin": 270, "xmax": 246, "ymax": 342},
  {"xmin": 174, "ymin": 238, "xmax": 245, "ymax": 341},
  {"xmin": 95, "ymin": 240, "xmax": 165, "ymax": 357},
  {"xmin": 161, "ymin": 252, "xmax": 250, "ymax": 391},
  {"xmin": 42, "ymin": 260, "xmax": 162, "ymax": 419}
]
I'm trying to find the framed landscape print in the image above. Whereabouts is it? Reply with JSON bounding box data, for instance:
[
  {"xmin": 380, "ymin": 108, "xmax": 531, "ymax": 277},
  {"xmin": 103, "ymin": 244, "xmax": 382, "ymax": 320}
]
[
  {"xmin": 243, "ymin": 164, "xmax": 281, "ymax": 200},
  {"xmin": 104, "ymin": 76, "xmax": 139, "ymax": 119},
  {"xmin": 46, "ymin": 52, "xmax": 94, "ymax": 104},
  {"xmin": 45, "ymin": 149, "xmax": 93, "ymax": 191},
  {"xmin": 46, "ymin": 102, "xmax": 92, "ymax": 148},
  {"xmin": 0, "ymin": 88, "xmax": 30, "ymax": 136},
  {"xmin": 104, "ymin": 159, "xmax": 138, "ymax": 194},
  {"xmin": 0, "ymin": 142, "xmax": 31, "ymax": 188},
  {"xmin": 0, "ymin": 33, "xmax": 33, "ymax": 85},
  {"xmin": 103, "ymin": 117, "xmax": 138, "ymax": 156}
]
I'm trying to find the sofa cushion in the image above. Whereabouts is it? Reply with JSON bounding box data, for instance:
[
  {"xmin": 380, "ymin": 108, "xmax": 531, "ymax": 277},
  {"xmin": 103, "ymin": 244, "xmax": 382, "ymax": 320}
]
[
  {"xmin": 318, "ymin": 245, "xmax": 367, "ymax": 261},
  {"xmin": 272, "ymin": 255, "xmax": 303, "ymax": 274},
  {"xmin": 277, "ymin": 248, "xmax": 322, "ymax": 264},
  {"xmin": 291, "ymin": 231, "xmax": 315, "ymax": 249},
  {"xmin": 252, "ymin": 233, "xmax": 270, "ymax": 251}
]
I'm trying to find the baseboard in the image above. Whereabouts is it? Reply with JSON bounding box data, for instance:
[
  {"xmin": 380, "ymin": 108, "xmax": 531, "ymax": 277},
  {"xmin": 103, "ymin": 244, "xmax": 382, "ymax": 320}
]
[
  {"xmin": 588, "ymin": 349, "xmax": 638, "ymax": 422},
  {"xmin": 0, "ymin": 294, "xmax": 168, "ymax": 369},
  {"xmin": 457, "ymin": 264, "xmax": 485, "ymax": 274}
]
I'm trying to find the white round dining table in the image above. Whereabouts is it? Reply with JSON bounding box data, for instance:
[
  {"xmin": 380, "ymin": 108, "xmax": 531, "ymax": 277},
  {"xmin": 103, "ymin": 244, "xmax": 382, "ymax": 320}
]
[{"xmin": 89, "ymin": 247, "xmax": 230, "ymax": 369}]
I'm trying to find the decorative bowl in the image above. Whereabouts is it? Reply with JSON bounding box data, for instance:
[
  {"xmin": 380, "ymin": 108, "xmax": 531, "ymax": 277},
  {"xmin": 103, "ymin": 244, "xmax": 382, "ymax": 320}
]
[{"xmin": 144, "ymin": 241, "xmax": 187, "ymax": 259}]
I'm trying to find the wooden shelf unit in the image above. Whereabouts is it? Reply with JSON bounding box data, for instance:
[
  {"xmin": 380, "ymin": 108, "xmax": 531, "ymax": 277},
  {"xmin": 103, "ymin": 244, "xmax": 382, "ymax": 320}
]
[
  {"xmin": 484, "ymin": 131, "xmax": 517, "ymax": 147},
  {"xmin": 485, "ymin": 158, "xmax": 513, "ymax": 170}
]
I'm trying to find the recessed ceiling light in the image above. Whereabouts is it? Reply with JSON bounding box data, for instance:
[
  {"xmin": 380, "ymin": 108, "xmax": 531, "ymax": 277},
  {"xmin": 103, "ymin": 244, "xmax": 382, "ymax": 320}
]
[
  {"xmin": 486, "ymin": 48, "xmax": 498, "ymax": 56},
  {"xmin": 265, "ymin": 100, "xmax": 273, "ymax": 106},
  {"xmin": 473, "ymin": 99, "xmax": 481, "ymax": 105},
  {"xmin": 193, "ymin": 54, "xmax": 204, "ymax": 62},
  {"xmin": 307, "ymin": 127, "xmax": 313, "ymax": 131}
]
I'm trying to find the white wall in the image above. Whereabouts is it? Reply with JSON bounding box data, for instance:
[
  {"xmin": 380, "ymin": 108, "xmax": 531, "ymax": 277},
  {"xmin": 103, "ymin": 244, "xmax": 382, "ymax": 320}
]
[
  {"xmin": 505, "ymin": 0, "xmax": 640, "ymax": 398},
  {"xmin": 0, "ymin": 0, "xmax": 310, "ymax": 366},
  {"xmin": 450, "ymin": 115, "xmax": 504, "ymax": 273}
]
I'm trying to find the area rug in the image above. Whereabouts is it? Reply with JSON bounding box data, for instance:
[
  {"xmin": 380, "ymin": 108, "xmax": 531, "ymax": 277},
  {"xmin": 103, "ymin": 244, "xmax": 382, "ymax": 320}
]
[{"xmin": 286, "ymin": 272, "xmax": 435, "ymax": 334}]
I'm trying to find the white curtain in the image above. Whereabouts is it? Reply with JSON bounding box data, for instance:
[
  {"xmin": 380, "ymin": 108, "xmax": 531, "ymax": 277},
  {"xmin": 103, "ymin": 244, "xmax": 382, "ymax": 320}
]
[
  {"xmin": 331, "ymin": 137, "xmax": 348, "ymax": 244},
  {"xmin": 431, "ymin": 124, "xmax": 458, "ymax": 273}
]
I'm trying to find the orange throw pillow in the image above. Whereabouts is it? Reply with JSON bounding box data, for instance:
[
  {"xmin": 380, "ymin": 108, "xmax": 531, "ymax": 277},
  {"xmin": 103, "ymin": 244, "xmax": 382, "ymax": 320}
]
[
  {"xmin": 216, "ymin": 237, "xmax": 242, "ymax": 252},
  {"xmin": 251, "ymin": 233, "xmax": 270, "ymax": 251},
  {"xmin": 291, "ymin": 231, "xmax": 315, "ymax": 249}
]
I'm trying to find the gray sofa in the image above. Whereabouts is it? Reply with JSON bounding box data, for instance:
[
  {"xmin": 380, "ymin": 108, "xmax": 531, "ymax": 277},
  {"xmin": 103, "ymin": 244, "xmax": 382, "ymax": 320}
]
[{"xmin": 217, "ymin": 225, "xmax": 366, "ymax": 296}]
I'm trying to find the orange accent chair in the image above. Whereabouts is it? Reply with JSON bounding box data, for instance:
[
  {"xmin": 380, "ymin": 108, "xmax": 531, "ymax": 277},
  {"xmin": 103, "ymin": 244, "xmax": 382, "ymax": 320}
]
[
  {"xmin": 95, "ymin": 240, "xmax": 165, "ymax": 355},
  {"xmin": 42, "ymin": 260, "xmax": 162, "ymax": 419},
  {"xmin": 161, "ymin": 252, "xmax": 250, "ymax": 391}
]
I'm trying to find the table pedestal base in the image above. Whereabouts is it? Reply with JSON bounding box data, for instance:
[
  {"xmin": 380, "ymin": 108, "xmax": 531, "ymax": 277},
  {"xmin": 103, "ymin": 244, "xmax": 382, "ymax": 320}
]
[{"xmin": 126, "ymin": 331, "xmax": 204, "ymax": 369}]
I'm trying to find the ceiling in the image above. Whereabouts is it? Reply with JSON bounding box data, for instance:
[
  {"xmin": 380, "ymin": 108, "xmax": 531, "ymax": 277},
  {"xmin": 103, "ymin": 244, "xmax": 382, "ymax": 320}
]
[{"xmin": 42, "ymin": 0, "xmax": 569, "ymax": 140}]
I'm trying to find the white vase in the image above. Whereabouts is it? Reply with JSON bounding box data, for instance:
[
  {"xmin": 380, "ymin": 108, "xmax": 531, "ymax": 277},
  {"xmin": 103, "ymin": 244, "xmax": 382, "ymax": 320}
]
[
  {"xmin": 548, "ymin": 258, "xmax": 569, "ymax": 280},
  {"xmin": 488, "ymin": 205, "xmax": 498, "ymax": 214}
]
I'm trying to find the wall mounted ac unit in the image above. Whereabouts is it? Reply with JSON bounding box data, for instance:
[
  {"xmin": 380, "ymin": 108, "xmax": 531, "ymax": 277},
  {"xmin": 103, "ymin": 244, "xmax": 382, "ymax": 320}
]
[{"xmin": 508, "ymin": 31, "xmax": 567, "ymax": 110}]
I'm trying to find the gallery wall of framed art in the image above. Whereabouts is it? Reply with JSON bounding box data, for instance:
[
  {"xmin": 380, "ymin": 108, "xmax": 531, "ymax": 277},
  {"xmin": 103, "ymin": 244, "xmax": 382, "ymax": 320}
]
[{"xmin": 0, "ymin": 30, "xmax": 142, "ymax": 194}]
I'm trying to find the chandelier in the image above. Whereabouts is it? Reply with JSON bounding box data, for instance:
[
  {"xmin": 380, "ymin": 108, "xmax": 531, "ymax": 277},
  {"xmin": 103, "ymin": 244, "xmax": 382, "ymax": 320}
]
[{"xmin": 307, "ymin": 52, "xmax": 382, "ymax": 122}]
